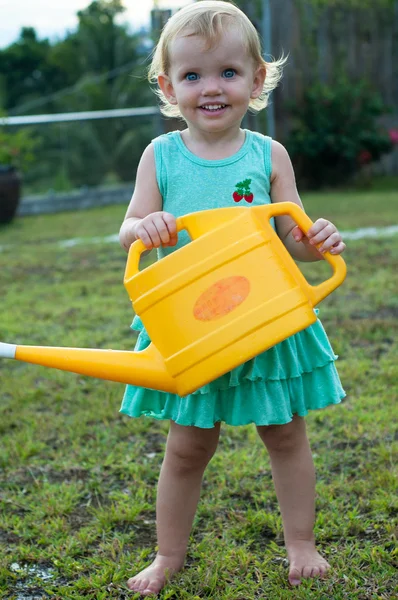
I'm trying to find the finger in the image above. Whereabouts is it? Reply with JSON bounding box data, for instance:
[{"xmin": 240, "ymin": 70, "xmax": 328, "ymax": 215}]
[
  {"xmin": 309, "ymin": 224, "xmax": 336, "ymax": 245},
  {"xmin": 144, "ymin": 223, "xmax": 162, "ymax": 248},
  {"xmin": 163, "ymin": 212, "xmax": 178, "ymax": 237},
  {"xmin": 167, "ymin": 233, "xmax": 178, "ymax": 247},
  {"xmin": 318, "ymin": 232, "xmax": 342, "ymax": 253},
  {"xmin": 152, "ymin": 217, "xmax": 171, "ymax": 245},
  {"xmin": 330, "ymin": 241, "xmax": 346, "ymax": 255},
  {"xmin": 307, "ymin": 218, "xmax": 329, "ymax": 239},
  {"xmin": 162, "ymin": 212, "xmax": 178, "ymax": 247},
  {"xmin": 292, "ymin": 225, "xmax": 304, "ymax": 242},
  {"xmin": 135, "ymin": 226, "xmax": 153, "ymax": 249}
]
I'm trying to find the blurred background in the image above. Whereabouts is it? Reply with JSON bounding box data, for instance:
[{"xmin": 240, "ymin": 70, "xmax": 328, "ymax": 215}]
[{"xmin": 0, "ymin": 0, "xmax": 397, "ymax": 221}]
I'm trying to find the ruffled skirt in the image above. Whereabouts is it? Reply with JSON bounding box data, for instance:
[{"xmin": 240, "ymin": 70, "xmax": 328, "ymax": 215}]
[{"xmin": 120, "ymin": 312, "xmax": 345, "ymax": 429}]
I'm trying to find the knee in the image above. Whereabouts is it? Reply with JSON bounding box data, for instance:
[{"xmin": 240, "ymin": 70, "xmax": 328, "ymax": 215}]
[
  {"xmin": 166, "ymin": 437, "xmax": 217, "ymax": 473},
  {"xmin": 257, "ymin": 417, "xmax": 306, "ymax": 455}
]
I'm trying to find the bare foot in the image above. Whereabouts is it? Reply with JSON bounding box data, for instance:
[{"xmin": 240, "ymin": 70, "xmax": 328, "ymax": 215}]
[
  {"xmin": 286, "ymin": 540, "xmax": 330, "ymax": 586},
  {"xmin": 127, "ymin": 554, "xmax": 184, "ymax": 597}
]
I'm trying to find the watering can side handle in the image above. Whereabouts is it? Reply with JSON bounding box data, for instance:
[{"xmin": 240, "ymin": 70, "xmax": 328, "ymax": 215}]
[
  {"xmin": 264, "ymin": 202, "xmax": 347, "ymax": 306},
  {"xmin": 123, "ymin": 212, "xmax": 213, "ymax": 282},
  {"xmin": 124, "ymin": 238, "xmax": 148, "ymax": 282}
]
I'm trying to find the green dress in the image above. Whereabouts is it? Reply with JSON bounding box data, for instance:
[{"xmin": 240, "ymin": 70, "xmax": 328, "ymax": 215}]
[{"xmin": 120, "ymin": 131, "xmax": 345, "ymax": 428}]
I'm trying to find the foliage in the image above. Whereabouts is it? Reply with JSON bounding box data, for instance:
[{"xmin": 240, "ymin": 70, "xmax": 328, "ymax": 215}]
[
  {"xmin": 0, "ymin": 1, "xmax": 153, "ymax": 191},
  {"xmin": 0, "ymin": 1, "xmax": 396, "ymax": 193},
  {"xmin": 0, "ymin": 120, "xmax": 39, "ymax": 172},
  {"xmin": 303, "ymin": 0, "xmax": 395, "ymax": 7},
  {"xmin": 0, "ymin": 193, "xmax": 397, "ymax": 598},
  {"xmin": 0, "ymin": 28, "xmax": 70, "ymax": 113},
  {"xmin": 286, "ymin": 80, "xmax": 394, "ymax": 188}
]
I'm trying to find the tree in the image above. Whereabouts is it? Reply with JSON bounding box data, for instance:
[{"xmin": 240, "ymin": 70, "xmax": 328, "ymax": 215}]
[{"xmin": 0, "ymin": 28, "xmax": 69, "ymax": 113}]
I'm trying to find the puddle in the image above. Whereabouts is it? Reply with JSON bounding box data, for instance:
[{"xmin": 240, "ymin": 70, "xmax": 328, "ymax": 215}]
[
  {"xmin": 10, "ymin": 562, "xmax": 55, "ymax": 582},
  {"xmin": 9, "ymin": 593, "xmax": 50, "ymax": 600},
  {"xmin": 9, "ymin": 563, "xmax": 55, "ymax": 599}
]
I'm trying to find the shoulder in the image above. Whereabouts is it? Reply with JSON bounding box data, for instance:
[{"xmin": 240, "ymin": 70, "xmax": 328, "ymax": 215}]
[
  {"xmin": 270, "ymin": 140, "xmax": 295, "ymax": 182},
  {"xmin": 245, "ymin": 130, "xmax": 273, "ymax": 177},
  {"xmin": 139, "ymin": 133, "xmax": 179, "ymax": 166},
  {"xmin": 271, "ymin": 139, "xmax": 291, "ymax": 162},
  {"xmin": 137, "ymin": 142, "xmax": 156, "ymax": 171},
  {"xmin": 151, "ymin": 132, "xmax": 182, "ymax": 170},
  {"xmin": 246, "ymin": 130, "xmax": 272, "ymax": 147},
  {"xmin": 151, "ymin": 131, "xmax": 180, "ymax": 148}
]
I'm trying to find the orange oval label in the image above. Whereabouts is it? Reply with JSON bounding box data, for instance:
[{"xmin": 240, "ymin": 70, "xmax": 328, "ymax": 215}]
[{"xmin": 193, "ymin": 276, "xmax": 250, "ymax": 321}]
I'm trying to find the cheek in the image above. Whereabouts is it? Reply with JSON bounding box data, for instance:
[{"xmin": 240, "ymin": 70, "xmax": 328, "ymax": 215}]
[{"xmin": 180, "ymin": 88, "xmax": 197, "ymax": 104}]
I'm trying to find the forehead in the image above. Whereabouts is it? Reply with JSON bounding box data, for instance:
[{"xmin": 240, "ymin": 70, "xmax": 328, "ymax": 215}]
[{"xmin": 168, "ymin": 27, "xmax": 251, "ymax": 68}]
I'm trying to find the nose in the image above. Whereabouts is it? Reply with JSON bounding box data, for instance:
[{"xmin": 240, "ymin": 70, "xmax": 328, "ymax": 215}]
[{"xmin": 202, "ymin": 76, "xmax": 222, "ymax": 96}]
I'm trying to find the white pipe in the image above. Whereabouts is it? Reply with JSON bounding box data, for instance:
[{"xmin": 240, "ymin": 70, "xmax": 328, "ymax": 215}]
[
  {"xmin": 0, "ymin": 107, "xmax": 159, "ymax": 126},
  {"xmin": 0, "ymin": 343, "xmax": 17, "ymax": 359}
]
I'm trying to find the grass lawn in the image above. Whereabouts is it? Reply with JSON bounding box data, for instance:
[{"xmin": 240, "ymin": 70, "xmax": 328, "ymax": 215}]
[{"xmin": 0, "ymin": 189, "xmax": 397, "ymax": 599}]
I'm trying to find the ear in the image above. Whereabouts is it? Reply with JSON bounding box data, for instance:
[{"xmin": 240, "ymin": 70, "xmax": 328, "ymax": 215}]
[
  {"xmin": 250, "ymin": 65, "xmax": 266, "ymax": 99},
  {"xmin": 158, "ymin": 73, "xmax": 178, "ymax": 105}
]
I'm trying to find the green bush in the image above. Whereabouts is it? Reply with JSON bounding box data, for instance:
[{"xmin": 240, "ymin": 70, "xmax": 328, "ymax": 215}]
[
  {"xmin": 286, "ymin": 80, "xmax": 393, "ymax": 188},
  {"xmin": 0, "ymin": 123, "xmax": 39, "ymax": 172},
  {"xmin": 0, "ymin": 119, "xmax": 40, "ymax": 223}
]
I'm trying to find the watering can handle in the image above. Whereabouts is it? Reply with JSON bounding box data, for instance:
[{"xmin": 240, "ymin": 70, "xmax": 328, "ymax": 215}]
[
  {"xmin": 263, "ymin": 202, "xmax": 347, "ymax": 306},
  {"xmin": 124, "ymin": 209, "xmax": 235, "ymax": 282}
]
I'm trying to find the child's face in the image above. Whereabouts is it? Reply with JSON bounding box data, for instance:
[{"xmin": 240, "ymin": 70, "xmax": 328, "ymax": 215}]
[{"xmin": 158, "ymin": 27, "xmax": 265, "ymax": 135}]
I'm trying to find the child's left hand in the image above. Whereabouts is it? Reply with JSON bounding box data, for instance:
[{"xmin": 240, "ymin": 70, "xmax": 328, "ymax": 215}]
[{"xmin": 292, "ymin": 219, "xmax": 346, "ymax": 255}]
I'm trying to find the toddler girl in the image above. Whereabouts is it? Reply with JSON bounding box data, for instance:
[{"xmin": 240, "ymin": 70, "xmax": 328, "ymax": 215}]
[{"xmin": 119, "ymin": 1, "xmax": 346, "ymax": 596}]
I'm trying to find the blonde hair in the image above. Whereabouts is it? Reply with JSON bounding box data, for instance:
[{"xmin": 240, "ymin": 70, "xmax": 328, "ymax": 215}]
[{"xmin": 148, "ymin": 1, "xmax": 286, "ymax": 118}]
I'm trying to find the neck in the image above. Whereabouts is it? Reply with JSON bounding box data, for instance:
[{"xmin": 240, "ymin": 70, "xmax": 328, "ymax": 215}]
[{"xmin": 180, "ymin": 127, "xmax": 246, "ymax": 160}]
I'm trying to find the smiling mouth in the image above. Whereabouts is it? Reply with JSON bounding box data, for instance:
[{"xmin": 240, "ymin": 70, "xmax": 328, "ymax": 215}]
[{"xmin": 200, "ymin": 104, "xmax": 227, "ymax": 112}]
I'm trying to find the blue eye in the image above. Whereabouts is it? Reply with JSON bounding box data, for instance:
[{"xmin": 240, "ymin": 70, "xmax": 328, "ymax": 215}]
[
  {"xmin": 222, "ymin": 69, "xmax": 236, "ymax": 79},
  {"xmin": 185, "ymin": 72, "xmax": 199, "ymax": 81}
]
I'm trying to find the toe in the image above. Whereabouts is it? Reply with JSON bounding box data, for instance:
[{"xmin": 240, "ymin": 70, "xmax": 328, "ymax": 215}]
[
  {"xmin": 319, "ymin": 564, "xmax": 330, "ymax": 578},
  {"xmin": 302, "ymin": 566, "xmax": 313, "ymax": 579},
  {"xmin": 127, "ymin": 577, "xmax": 138, "ymax": 590},
  {"xmin": 143, "ymin": 580, "xmax": 163, "ymax": 596},
  {"xmin": 311, "ymin": 566, "xmax": 321, "ymax": 578},
  {"xmin": 288, "ymin": 566, "xmax": 302, "ymax": 586},
  {"xmin": 138, "ymin": 577, "xmax": 150, "ymax": 593}
]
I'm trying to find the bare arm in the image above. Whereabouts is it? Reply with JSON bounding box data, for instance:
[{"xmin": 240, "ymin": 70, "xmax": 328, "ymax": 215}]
[
  {"xmin": 119, "ymin": 143, "xmax": 177, "ymax": 252},
  {"xmin": 270, "ymin": 141, "xmax": 345, "ymax": 261}
]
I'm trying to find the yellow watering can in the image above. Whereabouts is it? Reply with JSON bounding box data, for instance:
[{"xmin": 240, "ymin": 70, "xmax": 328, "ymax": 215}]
[{"xmin": 0, "ymin": 202, "xmax": 346, "ymax": 396}]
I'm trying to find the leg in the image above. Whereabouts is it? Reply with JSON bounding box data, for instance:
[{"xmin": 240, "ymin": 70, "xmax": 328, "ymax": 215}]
[
  {"xmin": 128, "ymin": 420, "xmax": 221, "ymax": 596},
  {"xmin": 256, "ymin": 415, "xmax": 330, "ymax": 586}
]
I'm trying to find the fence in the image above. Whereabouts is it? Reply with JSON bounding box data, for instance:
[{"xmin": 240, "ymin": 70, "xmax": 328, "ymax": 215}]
[{"xmin": 262, "ymin": 0, "xmax": 398, "ymax": 141}]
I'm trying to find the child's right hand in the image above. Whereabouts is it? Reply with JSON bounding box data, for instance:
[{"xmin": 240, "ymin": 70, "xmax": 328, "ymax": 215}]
[{"xmin": 134, "ymin": 211, "xmax": 178, "ymax": 250}]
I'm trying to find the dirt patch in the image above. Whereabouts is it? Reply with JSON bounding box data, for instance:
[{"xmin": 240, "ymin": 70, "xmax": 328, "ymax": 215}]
[
  {"xmin": 0, "ymin": 466, "xmax": 89, "ymax": 487},
  {"xmin": 141, "ymin": 432, "xmax": 167, "ymax": 455},
  {"xmin": 39, "ymin": 466, "xmax": 90, "ymax": 483},
  {"xmin": 67, "ymin": 505, "xmax": 94, "ymax": 531},
  {"xmin": 0, "ymin": 527, "xmax": 21, "ymax": 544},
  {"xmin": 6, "ymin": 588, "xmax": 51, "ymax": 600},
  {"xmin": 350, "ymin": 307, "xmax": 398, "ymax": 320},
  {"xmin": 113, "ymin": 512, "xmax": 157, "ymax": 547}
]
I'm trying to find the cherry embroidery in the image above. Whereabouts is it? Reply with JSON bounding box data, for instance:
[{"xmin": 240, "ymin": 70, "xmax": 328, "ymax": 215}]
[{"xmin": 232, "ymin": 178, "xmax": 254, "ymax": 203}]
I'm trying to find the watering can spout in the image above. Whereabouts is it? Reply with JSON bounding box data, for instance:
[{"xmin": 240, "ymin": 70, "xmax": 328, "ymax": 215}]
[{"xmin": 0, "ymin": 342, "xmax": 177, "ymax": 393}]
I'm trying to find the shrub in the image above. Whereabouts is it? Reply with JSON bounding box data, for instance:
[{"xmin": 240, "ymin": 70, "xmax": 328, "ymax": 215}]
[
  {"xmin": 0, "ymin": 124, "xmax": 39, "ymax": 172},
  {"xmin": 286, "ymin": 80, "xmax": 393, "ymax": 188},
  {"xmin": 0, "ymin": 118, "xmax": 39, "ymax": 223}
]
